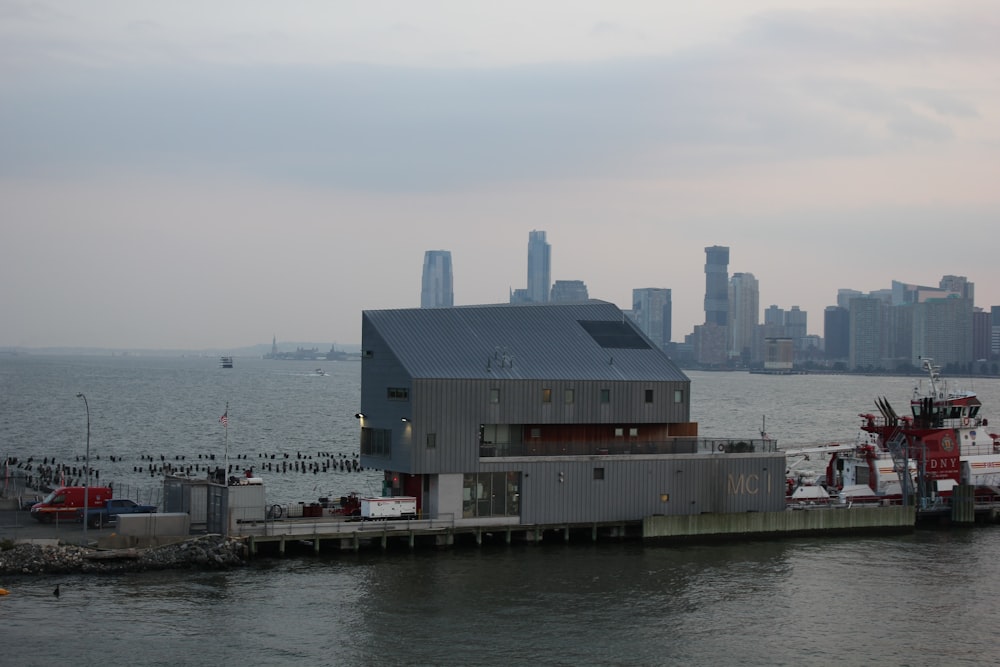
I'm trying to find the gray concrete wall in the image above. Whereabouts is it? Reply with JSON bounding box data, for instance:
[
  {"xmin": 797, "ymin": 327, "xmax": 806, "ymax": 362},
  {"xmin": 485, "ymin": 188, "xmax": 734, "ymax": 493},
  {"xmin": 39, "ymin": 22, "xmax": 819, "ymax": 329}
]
[{"xmin": 643, "ymin": 506, "xmax": 915, "ymax": 538}]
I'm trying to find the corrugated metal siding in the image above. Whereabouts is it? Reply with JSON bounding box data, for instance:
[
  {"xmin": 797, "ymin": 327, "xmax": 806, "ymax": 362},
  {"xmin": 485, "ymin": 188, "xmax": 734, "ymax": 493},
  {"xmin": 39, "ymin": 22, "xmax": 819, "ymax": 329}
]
[
  {"xmin": 478, "ymin": 454, "xmax": 785, "ymax": 523},
  {"xmin": 358, "ymin": 318, "xmax": 414, "ymax": 473},
  {"xmin": 406, "ymin": 378, "xmax": 691, "ymax": 473}
]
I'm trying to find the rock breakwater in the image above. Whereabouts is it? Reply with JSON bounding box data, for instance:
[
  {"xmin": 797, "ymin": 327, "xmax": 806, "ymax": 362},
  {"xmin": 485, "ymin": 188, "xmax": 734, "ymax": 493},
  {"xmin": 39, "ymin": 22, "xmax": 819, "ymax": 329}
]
[{"xmin": 0, "ymin": 535, "xmax": 248, "ymax": 575}]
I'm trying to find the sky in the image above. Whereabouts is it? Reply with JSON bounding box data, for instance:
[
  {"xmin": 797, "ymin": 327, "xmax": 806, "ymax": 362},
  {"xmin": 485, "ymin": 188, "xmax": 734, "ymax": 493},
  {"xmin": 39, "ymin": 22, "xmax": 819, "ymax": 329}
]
[{"xmin": 2, "ymin": 1, "xmax": 998, "ymax": 350}]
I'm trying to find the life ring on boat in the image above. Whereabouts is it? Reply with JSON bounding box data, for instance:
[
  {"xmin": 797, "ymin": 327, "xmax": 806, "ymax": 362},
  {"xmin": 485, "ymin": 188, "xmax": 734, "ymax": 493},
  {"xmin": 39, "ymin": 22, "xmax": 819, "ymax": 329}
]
[{"xmin": 718, "ymin": 443, "xmax": 725, "ymax": 452}]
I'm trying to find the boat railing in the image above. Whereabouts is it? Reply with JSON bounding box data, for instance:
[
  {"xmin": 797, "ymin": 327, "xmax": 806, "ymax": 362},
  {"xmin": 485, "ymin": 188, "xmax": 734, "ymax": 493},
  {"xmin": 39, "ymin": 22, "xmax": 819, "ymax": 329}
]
[{"xmin": 480, "ymin": 437, "xmax": 778, "ymax": 458}]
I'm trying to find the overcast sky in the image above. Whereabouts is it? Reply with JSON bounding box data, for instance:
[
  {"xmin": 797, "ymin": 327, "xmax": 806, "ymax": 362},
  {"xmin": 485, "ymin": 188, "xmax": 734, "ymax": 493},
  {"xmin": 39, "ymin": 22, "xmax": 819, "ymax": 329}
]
[{"xmin": 2, "ymin": 1, "xmax": 998, "ymax": 350}]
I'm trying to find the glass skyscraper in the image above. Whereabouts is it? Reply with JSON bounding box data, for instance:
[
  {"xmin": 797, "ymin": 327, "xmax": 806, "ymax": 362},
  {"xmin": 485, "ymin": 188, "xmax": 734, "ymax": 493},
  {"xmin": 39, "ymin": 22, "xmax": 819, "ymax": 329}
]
[
  {"xmin": 704, "ymin": 245, "xmax": 729, "ymax": 326},
  {"xmin": 527, "ymin": 230, "xmax": 551, "ymax": 303},
  {"xmin": 420, "ymin": 250, "xmax": 454, "ymax": 308}
]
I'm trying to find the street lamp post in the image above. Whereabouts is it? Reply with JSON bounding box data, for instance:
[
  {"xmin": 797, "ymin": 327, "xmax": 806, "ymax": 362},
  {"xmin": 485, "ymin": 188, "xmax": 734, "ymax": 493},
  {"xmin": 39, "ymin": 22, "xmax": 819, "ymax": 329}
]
[{"xmin": 76, "ymin": 393, "xmax": 90, "ymax": 547}]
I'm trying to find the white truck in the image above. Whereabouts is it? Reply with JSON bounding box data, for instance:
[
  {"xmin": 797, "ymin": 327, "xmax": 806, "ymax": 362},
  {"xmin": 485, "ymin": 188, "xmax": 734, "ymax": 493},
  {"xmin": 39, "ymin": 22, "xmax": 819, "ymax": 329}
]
[{"xmin": 360, "ymin": 496, "xmax": 418, "ymax": 520}]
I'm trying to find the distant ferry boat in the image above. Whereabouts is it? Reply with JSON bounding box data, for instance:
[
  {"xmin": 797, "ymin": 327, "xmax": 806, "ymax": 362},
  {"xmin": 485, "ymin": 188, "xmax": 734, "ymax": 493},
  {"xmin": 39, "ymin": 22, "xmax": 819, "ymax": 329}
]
[{"xmin": 220, "ymin": 356, "xmax": 234, "ymax": 369}]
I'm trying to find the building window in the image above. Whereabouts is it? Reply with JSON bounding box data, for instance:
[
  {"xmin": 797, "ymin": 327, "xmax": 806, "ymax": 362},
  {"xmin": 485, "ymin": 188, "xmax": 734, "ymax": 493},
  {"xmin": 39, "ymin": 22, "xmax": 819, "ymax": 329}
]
[
  {"xmin": 463, "ymin": 472, "xmax": 521, "ymax": 518},
  {"xmin": 426, "ymin": 433, "xmax": 436, "ymax": 449},
  {"xmin": 600, "ymin": 389, "xmax": 610, "ymax": 404},
  {"xmin": 614, "ymin": 427, "xmax": 623, "ymax": 437},
  {"xmin": 530, "ymin": 428, "xmax": 541, "ymax": 438},
  {"xmin": 542, "ymin": 388, "xmax": 552, "ymax": 403},
  {"xmin": 490, "ymin": 388, "xmax": 500, "ymax": 404},
  {"xmin": 565, "ymin": 389, "xmax": 574, "ymax": 404},
  {"xmin": 645, "ymin": 389, "xmax": 654, "ymax": 403},
  {"xmin": 593, "ymin": 467, "xmax": 605, "ymax": 480},
  {"xmin": 387, "ymin": 387, "xmax": 409, "ymax": 401},
  {"xmin": 360, "ymin": 427, "xmax": 391, "ymax": 458},
  {"xmin": 674, "ymin": 389, "xmax": 684, "ymax": 403},
  {"xmin": 629, "ymin": 428, "xmax": 638, "ymax": 437}
]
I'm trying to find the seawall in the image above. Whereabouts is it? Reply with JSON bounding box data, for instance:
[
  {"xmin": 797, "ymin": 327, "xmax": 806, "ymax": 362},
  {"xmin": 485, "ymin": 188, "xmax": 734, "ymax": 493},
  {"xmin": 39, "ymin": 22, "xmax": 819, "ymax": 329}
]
[{"xmin": 643, "ymin": 506, "xmax": 915, "ymax": 540}]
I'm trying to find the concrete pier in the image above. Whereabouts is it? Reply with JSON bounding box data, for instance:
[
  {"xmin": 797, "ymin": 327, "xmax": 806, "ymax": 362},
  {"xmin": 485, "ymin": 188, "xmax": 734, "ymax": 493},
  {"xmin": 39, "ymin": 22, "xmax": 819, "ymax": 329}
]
[{"xmin": 643, "ymin": 506, "xmax": 915, "ymax": 540}]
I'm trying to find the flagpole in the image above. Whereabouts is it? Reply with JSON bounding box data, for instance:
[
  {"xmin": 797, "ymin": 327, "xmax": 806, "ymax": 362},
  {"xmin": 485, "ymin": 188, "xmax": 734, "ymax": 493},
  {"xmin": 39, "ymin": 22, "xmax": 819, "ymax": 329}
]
[{"xmin": 224, "ymin": 401, "xmax": 229, "ymax": 486}]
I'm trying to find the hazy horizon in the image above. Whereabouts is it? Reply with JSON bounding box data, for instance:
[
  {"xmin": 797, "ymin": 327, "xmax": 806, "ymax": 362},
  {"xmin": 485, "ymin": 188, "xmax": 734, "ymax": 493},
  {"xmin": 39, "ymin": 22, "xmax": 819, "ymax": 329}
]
[{"xmin": 4, "ymin": 2, "xmax": 998, "ymax": 350}]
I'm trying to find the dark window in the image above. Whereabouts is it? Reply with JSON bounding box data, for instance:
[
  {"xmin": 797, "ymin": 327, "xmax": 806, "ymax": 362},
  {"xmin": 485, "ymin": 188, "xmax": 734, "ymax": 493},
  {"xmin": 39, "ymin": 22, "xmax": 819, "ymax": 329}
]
[
  {"xmin": 542, "ymin": 388, "xmax": 552, "ymax": 403},
  {"xmin": 600, "ymin": 389, "xmax": 610, "ymax": 404},
  {"xmin": 674, "ymin": 389, "xmax": 684, "ymax": 403},
  {"xmin": 593, "ymin": 467, "xmax": 605, "ymax": 480},
  {"xmin": 565, "ymin": 389, "xmax": 574, "ymax": 404},
  {"xmin": 387, "ymin": 387, "xmax": 409, "ymax": 400},
  {"xmin": 645, "ymin": 389, "xmax": 654, "ymax": 403},
  {"xmin": 490, "ymin": 388, "xmax": 500, "ymax": 404},
  {"xmin": 426, "ymin": 433, "xmax": 436, "ymax": 449},
  {"xmin": 360, "ymin": 427, "xmax": 391, "ymax": 458}
]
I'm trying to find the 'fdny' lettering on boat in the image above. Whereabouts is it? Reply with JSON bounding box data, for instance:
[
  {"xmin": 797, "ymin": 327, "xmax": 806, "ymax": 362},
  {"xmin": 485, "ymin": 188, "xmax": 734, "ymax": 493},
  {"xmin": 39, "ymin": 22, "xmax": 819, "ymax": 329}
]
[{"xmin": 927, "ymin": 457, "xmax": 959, "ymax": 469}]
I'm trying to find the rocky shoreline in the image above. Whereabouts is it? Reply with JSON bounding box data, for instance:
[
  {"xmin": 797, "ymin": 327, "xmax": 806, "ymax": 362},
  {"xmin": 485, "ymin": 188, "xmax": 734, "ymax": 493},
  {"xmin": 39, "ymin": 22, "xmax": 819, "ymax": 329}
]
[{"xmin": 0, "ymin": 535, "xmax": 249, "ymax": 575}]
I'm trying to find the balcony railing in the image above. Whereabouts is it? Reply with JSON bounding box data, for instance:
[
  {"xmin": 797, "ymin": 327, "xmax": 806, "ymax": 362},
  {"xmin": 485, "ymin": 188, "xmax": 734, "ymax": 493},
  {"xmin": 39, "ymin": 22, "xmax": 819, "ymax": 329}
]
[{"xmin": 479, "ymin": 438, "xmax": 777, "ymax": 458}]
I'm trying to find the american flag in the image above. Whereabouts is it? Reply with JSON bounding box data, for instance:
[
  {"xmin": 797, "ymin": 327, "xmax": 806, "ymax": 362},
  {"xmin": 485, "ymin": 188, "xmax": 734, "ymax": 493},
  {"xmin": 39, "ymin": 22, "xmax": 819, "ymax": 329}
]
[{"xmin": 219, "ymin": 411, "xmax": 228, "ymax": 428}]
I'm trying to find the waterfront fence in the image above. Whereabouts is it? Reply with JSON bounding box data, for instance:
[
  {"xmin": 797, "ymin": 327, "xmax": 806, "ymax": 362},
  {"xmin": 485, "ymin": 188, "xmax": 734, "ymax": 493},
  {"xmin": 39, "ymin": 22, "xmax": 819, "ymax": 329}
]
[{"xmin": 480, "ymin": 437, "xmax": 777, "ymax": 458}]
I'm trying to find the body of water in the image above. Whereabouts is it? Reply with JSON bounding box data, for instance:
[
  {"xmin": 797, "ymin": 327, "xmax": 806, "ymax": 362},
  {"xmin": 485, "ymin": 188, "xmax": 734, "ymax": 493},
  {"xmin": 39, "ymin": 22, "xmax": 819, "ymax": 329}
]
[{"xmin": 2, "ymin": 355, "xmax": 999, "ymax": 666}]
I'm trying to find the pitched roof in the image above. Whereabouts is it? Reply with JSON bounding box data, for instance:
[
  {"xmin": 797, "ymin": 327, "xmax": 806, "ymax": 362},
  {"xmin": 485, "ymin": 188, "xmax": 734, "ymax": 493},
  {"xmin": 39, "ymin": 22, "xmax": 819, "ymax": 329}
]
[{"xmin": 363, "ymin": 300, "xmax": 689, "ymax": 382}]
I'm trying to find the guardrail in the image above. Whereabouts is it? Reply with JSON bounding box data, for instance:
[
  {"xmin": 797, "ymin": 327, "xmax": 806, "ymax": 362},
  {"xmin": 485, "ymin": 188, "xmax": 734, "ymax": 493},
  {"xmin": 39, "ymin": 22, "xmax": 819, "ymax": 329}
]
[{"xmin": 480, "ymin": 437, "xmax": 778, "ymax": 458}]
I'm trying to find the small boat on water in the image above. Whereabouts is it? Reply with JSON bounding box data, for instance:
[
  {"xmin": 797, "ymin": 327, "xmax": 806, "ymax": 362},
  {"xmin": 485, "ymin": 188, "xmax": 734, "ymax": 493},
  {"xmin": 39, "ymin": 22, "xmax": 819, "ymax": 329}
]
[
  {"xmin": 787, "ymin": 359, "xmax": 1000, "ymax": 506},
  {"xmin": 220, "ymin": 356, "xmax": 234, "ymax": 369},
  {"xmin": 314, "ymin": 368, "xmax": 327, "ymax": 376}
]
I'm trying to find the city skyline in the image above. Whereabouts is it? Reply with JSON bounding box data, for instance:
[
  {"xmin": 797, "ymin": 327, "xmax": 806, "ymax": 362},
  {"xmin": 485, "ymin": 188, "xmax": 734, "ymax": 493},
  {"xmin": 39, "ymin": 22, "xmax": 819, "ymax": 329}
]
[{"xmin": 3, "ymin": 2, "xmax": 998, "ymax": 349}]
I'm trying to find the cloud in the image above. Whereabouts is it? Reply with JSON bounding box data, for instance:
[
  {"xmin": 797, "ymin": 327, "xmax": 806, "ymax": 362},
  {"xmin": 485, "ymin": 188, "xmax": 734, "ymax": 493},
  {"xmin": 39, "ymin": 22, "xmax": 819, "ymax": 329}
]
[{"xmin": 1, "ymin": 44, "xmax": 982, "ymax": 195}]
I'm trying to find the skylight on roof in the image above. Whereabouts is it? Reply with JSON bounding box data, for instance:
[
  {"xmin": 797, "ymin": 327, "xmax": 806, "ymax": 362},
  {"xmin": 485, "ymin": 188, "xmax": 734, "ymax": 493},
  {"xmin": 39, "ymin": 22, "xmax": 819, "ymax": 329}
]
[{"xmin": 577, "ymin": 320, "xmax": 651, "ymax": 349}]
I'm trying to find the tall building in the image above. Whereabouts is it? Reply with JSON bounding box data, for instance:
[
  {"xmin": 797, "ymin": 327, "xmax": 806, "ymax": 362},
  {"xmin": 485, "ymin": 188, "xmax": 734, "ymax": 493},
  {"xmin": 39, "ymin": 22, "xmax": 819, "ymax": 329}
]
[
  {"xmin": 527, "ymin": 230, "xmax": 551, "ymax": 303},
  {"xmin": 704, "ymin": 246, "xmax": 729, "ymax": 326},
  {"xmin": 727, "ymin": 273, "xmax": 758, "ymax": 361},
  {"xmin": 973, "ymin": 309, "xmax": 991, "ymax": 362},
  {"xmin": 912, "ymin": 297, "xmax": 973, "ymax": 367},
  {"xmin": 631, "ymin": 288, "xmax": 672, "ymax": 349},
  {"xmin": 420, "ymin": 250, "xmax": 454, "ymax": 308},
  {"xmin": 849, "ymin": 297, "xmax": 884, "ymax": 370},
  {"xmin": 785, "ymin": 306, "xmax": 807, "ymax": 342},
  {"xmin": 940, "ymin": 275, "xmax": 974, "ymax": 302},
  {"xmin": 764, "ymin": 305, "xmax": 785, "ymax": 328},
  {"xmin": 550, "ymin": 280, "xmax": 589, "ymax": 302},
  {"xmin": 824, "ymin": 306, "xmax": 849, "ymax": 360},
  {"xmin": 992, "ymin": 306, "xmax": 1000, "ymax": 358}
]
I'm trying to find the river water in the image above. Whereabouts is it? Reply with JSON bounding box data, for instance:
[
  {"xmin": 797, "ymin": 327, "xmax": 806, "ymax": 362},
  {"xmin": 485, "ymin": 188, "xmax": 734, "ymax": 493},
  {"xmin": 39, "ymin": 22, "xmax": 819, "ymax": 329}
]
[{"xmin": 2, "ymin": 355, "xmax": 999, "ymax": 666}]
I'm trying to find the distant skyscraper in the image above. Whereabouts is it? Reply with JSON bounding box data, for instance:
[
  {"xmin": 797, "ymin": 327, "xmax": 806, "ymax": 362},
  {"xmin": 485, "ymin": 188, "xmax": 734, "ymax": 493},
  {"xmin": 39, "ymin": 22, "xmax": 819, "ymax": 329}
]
[
  {"xmin": 785, "ymin": 306, "xmax": 807, "ymax": 341},
  {"xmin": 764, "ymin": 305, "xmax": 785, "ymax": 328},
  {"xmin": 912, "ymin": 297, "xmax": 973, "ymax": 367},
  {"xmin": 837, "ymin": 289, "xmax": 863, "ymax": 310},
  {"xmin": 992, "ymin": 306, "xmax": 1000, "ymax": 357},
  {"xmin": 973, "ymin": 309, "xmax": 991, "ymax": 362},
  {"xmin": 824, "ymin": 306, "xmax": 850, "ymax": 360},
  {"xmin": 939, "ymin": 275, "xmax": 974, "ymax": 302},
  {"xmin": 728, "ymin": 273, "xmax": 758, "ymax": 360},
  {"xmin": 527, "ymin": 230, "xmax": 551, "ymax": 303},
  {"xmin": 420, "ymin": 250, "xmax": 454, "ymax": 308},
  {"xmin": 632, "ymin": 288, "xmax": 672, "ymax": 348},
  {"xmin": 704, "ymin": 246, "xmax": 729, "ymax": 326},
  {"xmin": 849, "ymin": 297, "xmax": 884, "ymax": 370},
  {"xmin": 550, "ymin": 280, "xmax": 589, "ymax": 302}
]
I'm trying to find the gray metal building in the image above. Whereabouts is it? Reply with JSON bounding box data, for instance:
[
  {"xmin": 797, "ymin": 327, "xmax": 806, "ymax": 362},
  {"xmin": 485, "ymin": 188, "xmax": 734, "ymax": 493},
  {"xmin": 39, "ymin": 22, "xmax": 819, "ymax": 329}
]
[{"xmin": 358, "ymin": 301, "xmax": 781, "ymax": 526}]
